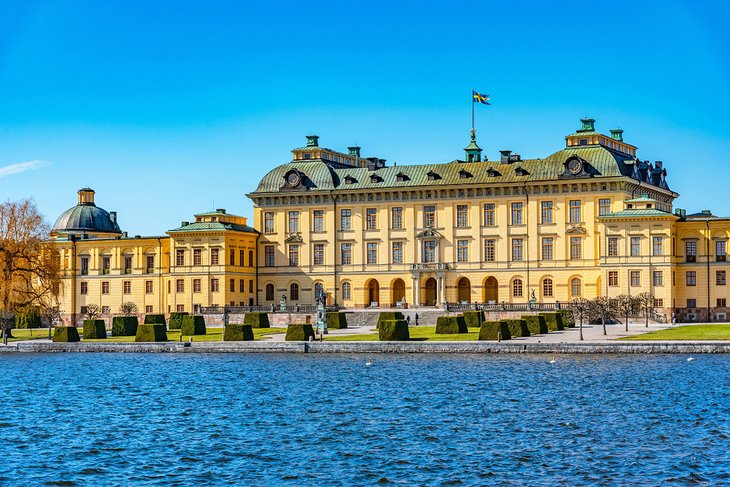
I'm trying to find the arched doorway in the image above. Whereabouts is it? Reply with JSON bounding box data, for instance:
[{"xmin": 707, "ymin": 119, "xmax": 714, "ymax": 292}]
[
  {"xmin": 424, "ymin": 278, "xmax": 437, "ymax": 306},
  {"xmin": 367, "ymin": 279, "xmax": 380, "ymax": 307},
  {"xmin": 457, "ymin": 277, "xmax": 471, "ymax": 303},
  {"xmin": 484, "ymin": 277, "xmax": 498, "ymax": 303},
  {"xmin": 392, "ymin": 278, "xmax": 406, "ymax": 305}
]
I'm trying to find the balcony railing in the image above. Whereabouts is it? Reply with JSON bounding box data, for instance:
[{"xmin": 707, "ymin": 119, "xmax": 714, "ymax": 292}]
[
  {"xmin": 445, "ymin": 301, "xmax": 566, "ymax": 312},
  {"xmin": 199, "ymin": 304, "xmax": 340, "ymax": 314},
  {"xmin": 410, "ymin": 263, "xmax": 450, "ymax": 271}
]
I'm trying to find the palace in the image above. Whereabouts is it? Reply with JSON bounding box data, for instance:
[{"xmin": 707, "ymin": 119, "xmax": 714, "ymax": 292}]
[{"xmin": 51, "ymin": 119, "xmax": 730, "ymax": 323}]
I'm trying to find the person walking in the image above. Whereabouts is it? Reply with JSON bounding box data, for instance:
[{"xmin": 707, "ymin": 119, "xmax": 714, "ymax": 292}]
[
  {"xmin": 406, "ymin": 316, "xmax": 411, "ymax": 326},
  {"xmin": 414, "ymin": 312, "xmax": 419, "ymax": 326}
]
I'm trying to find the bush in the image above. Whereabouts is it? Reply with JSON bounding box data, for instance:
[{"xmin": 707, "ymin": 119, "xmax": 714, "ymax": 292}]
[
  {"xmin": 285, "ymin": 323, "xmax": 315, "ymax": 341},
  {"xmin": 168, "ymin": 312, "xmax": 188, "ymax": 330},
  {"xmin": 478, "ymin": 321, "xmax": 511, "ymax": 341},
  {"xmin": 379, "ymin": 319, "xmax": 410, "ymax": 341},
  {"xmin": 504, "ymin": 319, "xmax": 530, "ymax": 338},
  {"xmin": 435, "ymin": 315, "xmax": 468, "ymax": 334},
  {"xmin": 53, "ymin": 326, "xmax": 80, "ymax": 342},
  {"xmin": 111, "ymin": 316, "xmax": 139, "ymax": 336},
  {"xmin": 540, "ymin": 313, "xmax": 565, "ymax": 331},
  {"xmin": 377, "ymin": 311, "xmax": 405, "ymax": 329},
  {"xmin": 244, "ymin": 312, "xmax": 270, "ymax": 328},
  {"xmin": 82, "ymin": 319, "xmax": 106, "ymax": 339},
  {"xmin": 224, "ymin": 324, "xmax": 254, "ymax": 341},
  {"xmin": 135, "ymin": 324, "xmax": 167, "ymax": 342},
  {"xmin": 522, "ymin": 315, "xmax": 548, "ymax": 335},
  {"xmin": 558, "ymin": 309, "xmax": 575, "ymax": 328},
  {"xmin": 144, "ymin": 314, "xmax": 166, "ymax": 325},
  {"xmin": 182, "ymin": 315, "xmax": 206, "ymax": 335},
  {"xmin": 326, "ymin": 312, "xmax": 348, "ymax": 329},
  {"xmin": 14, "ymin": 309, "xmax": 42, "ymax": 329},
  {"xmin": 462, "ymin": 310, "xmax": 484, "ymax": 328}
]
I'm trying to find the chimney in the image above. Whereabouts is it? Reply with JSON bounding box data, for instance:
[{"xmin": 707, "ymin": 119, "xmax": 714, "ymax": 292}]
[
  {"xmin": 701, "ymin": 209, "xmax": 712, "ymax": 215},
  {"xmin": 348, "ymin": 146, "xmax": 361, "ymax": 157},
  {"xmin": 306, "ymin": 135, "xmax": 319, "ymax": 147},
  {"xmin": 122, "ymin": 231, "xmax": 128, "ymax": 238},
  {"xmin": 610, "ymin": 129, "xmax": 624, "ymax": 141},
  {"xmin": 181, "ymin": 221, "xmax": 189, "ymax": 227},
  {"xmin": 578, "ymin": 118, "xmax": 596, "ymax": 132},
  {"xmin": 109, "ymin": 211, "xmax": 117, "ymax": 223},
  {"xmin": 216, "ymin": 208, "xmax": 226, "ymax": 214},
  {"xmin": 500, "ymin": 150, "xmax": 512, "ymax": 163}
]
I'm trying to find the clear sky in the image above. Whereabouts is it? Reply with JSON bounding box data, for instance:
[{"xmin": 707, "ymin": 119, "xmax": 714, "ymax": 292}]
[{"xmin": 1, "ymin": 0, "xmax": 729, "ymax": 235}]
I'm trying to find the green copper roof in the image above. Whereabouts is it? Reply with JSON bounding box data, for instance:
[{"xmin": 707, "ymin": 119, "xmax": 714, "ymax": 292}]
[
  {"xmin": 194, "ymin": 210, "xmax": 245, "ymax": 218},
  {"xmin": 600, "ymin": 209, "xmax": 677, "ymax": 218},
  {"xmin": 167, "ymin": 221, "xmax": 258, "ymax": 233}
]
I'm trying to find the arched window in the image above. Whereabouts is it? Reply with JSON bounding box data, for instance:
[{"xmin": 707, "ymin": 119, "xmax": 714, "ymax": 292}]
[
  {"xmin": 265, "ymin": 283, "xmax": 275, "ymax": 301},
  {"xmin": 290, "ymin": 283, "xmax": 299, "ymax": 301},
  {"xmin": 342, "ymin": 282, "xmax": 351, "ymax": 300},
  {"xmin": 314, "ymin": 282, "xmax": 324, "ymax": 301},
  {"xmin": 571, "ymin": 277, "xmax": 582, "ymax": 297},
  {"xmin": 512, "ymin": 278, "xmax": 523, "ymax": 298},
  {"xmin": 542, "ymin": 278, "xmax": 553, "ymax": 298}
]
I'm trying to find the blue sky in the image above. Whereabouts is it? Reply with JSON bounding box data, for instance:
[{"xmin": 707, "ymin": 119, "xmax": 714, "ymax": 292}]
[{"xmin": 1, "ymin": 0, "xmax": 729, "ymax": 235}]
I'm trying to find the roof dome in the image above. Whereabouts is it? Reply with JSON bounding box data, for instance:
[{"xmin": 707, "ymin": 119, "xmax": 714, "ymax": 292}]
[{"xmin": 51, "ymin": 188, "xmax": 122, "ymax": 235}]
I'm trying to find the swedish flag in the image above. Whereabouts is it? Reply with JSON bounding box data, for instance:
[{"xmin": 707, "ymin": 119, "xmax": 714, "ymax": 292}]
[{"xmin": 472, "ymin": 91, "xmax": 490, "ymax": 105}]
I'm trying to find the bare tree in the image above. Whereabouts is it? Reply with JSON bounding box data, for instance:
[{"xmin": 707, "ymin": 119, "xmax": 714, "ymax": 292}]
[
  {"xmin": 636, "ymin": 292, "xmax": 655, "ymax": 328},
  {"xmin": 41, "ymin": 306, "xmax": 62, "ymax": 340},
  {"xmin": 570, "ymin": 298, "xmax": 591, "ymax": 341},
  {"xmin": 589, "ymin": 296, "xmax": 617, "ymax": 336},
  {"xmin": 84, "ymin": 304, "xmax": 101, "ymax": 320},
  {"xmin": 119, "ymin": 301, "xmax": 138, "ymax": 317},
  {"xmin": 615, "ymin": 294, "xmax": 638, "ymax": 332}
]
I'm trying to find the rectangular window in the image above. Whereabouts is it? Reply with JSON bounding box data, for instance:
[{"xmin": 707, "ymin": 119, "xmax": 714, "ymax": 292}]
[
  {"xmin": 313, "ymin": 244, "xmax": 325, "ymax": 266},
  {"xmin": 483, "ymin": 203, "xmax": 495, "ymax": 226},
  {"xmin": 541, "ymin": 201, "xmax": 553, "ymax": 224},
  {"xmin": 687, "ymin": 298, "xmax": 697, "ymax": 308},
  {"xmin": 230, "ymin": 248, "xmax": 235, "ymax": 266},
  {"xmin": 542, "ymin": 237, "xmax": 554, "ymax": 261},
  {"xmin": 145, "ymin": 305, "xmax": 153, "ymax": 313},
  {"xmin": 176, "ymin": 304, "xmax": 185, "ymax": 313},
  {"xmin": 176, "ymin": 279, "xmax": 184, "ymax": 293},
  {"xmin": 717, "ymin": 270, "xmax": 726, "ymax": 286},
  {"xmin": 630, "ymin": 270, "xmax": 641, "ymax": 287},
  {"xmin": 340, "ymin": 209, "xmax": 352, "ymax": 231},
  {"xmin": 423, "ymin": 241, "xmax": 435, "ymax": 263},
  {"xmin": 716, "ymin": 240, "xmax": 727, "ymax": 262},
  {"xmin": 146, "ymin": 255, "xmax": 154, "ymax": 273},
  {"xmin": 608, "ymin": 271, "xmax": 618, "ymax": 287},
  {"xmin": 630, "ymin": 237, "xmax": 641, "ymax": 256},
  {"xmin": 367, "ymin": 242, "xmax": 377, "ymax": 264},
  {"xmin": 341, "ymin": 243, "xmax": 352, "ymax": 265},
  {"xmin": 193, "ymin": 248, "xmax": 202, "ymax": 266},
  {"xmin": 392, "ymin": 241, "xmax": 403, "ymax": 264},
  {"xmin": 193, "ymin": 278, "xmax": 201, "ymax": 293},
  {"xmin": 80, "ymin": 256, "xmax": 89, "ymax": 275},
  {"xmin": 264, "ymin": 246, "xmax": 275, "ymax": 267},
  {"xmin": 176, "ymin": 249, "xmax": 184, "ymax": 266},
  {"xmin": 237, "ymin": 279, "xmax": 243, "ymax": 293},
  {"xmin": 423, "ymin": 205, "xmax": 435, "ymax": 227},
  {"xmin": 686, "ymin": 241, "xmax": 697, "ymax": 262},
  {"xmin": 248, "ymin": 280, "xmax": 253, "ymax": 293},
  {"xmin": 102, "ymin": 281, "xmax": 110, "ymax": 294},
  {"xmin": 123, "ymin": 255, "xmax": 133, "ymax": 274},
  {"xmin": 80, "ymin": 282, "xmax": 88, "ymax": 295},
  {"xmin": 608, "ymin": 237, "xmax": 618, "ymax": 257},
  {"xmin": 288, "ymin": 245, "xmax": 299, "ymax": 266},
  {"xmin": 211, "ymin": 278, "xmax": 219, "ymax": 292},
  {"xmin": 312, "ymin": 210, "xmax": 324, "ymax": 232},
  {"xmin": 288, "ymin": 211, "xmax": 299, "ymax": 233},
  {"xmin": 457, "ymin": 240, "xmax": 469, "ymax": 262},
  {"xmin": 366, "ymin": 208, "xmax": 377, "ymax": 230},
  {"xmin": 456, "ymin": 205, "xmax": 468, "ymax": 228},
  {"xmin": 391, "ymin": 207, "xmax": 403, "ymax": 229},
  {"xmin": 145, "ymin": 280, "xmax": 153, "ymax": 294},
  {"xmin": 167, "ymin": 281, "xmax": 171, "ymax": 293},
  {"xmin": 511, "ymin": 202, "xmax": 523, "ymax": 225},
  {"xmin": 654, "ymin": 299, "xmax": 663, "ymax": 308},
  {"xmin": 122, "ymin": 280, "xmax": 131, "ymax": 294},
  {"xmin": 570, "ymin": 237, "xmax": 582, "ymax": 260},
  {"xmin": 240, "ymin": 249, "xmax": 245, "ymax": 267},
  {"xmin": 211, "ymin": 248, "xmax": 219, "ymax": 265},
  {"xmin": 653, "ymin": 271, "xmax": 663, "ymax": 287},
  {"xmin": 511, "ymin": 238, "xmax": 523, "ymax": 261},
  {"xmin": 102, "ymin": 256, "xmax": 111, "ymax": 275},
  {"xmin": 718, "ymin": 298, "xmax": 727, "ymax": 308},
  {"xmin": 484, "ymin": 239, "xmax": 496, "ymax": 262},
  {"xmin": 598, "ymin": 198, "xmax": 611, "ymax": 216},
  {"xmin": 102, "ymin": 306, "xmax": 110, "ymax": 315},
  {"xmin": 686, "ymin": 271, "xmax": 696, "ymax": 286},
  {"xmin": 569, "ymin": 200, "xmax": 581, "ymax": 224},
  {"xmin": 653, "ymin": 237, "xmax": 663, "ymax": 256},
  {"xmin": 264, "ymin": 211, "xmax": 275, "ymax": 233}
]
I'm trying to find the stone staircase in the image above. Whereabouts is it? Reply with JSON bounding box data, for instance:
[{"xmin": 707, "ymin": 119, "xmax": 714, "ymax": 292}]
[{"xmin": 344, "ymin": 308, "xmax": 449, "ymax": 328}]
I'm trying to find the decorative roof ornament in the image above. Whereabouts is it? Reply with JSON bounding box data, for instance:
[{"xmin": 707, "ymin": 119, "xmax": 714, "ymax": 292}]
[{"xmin": 463, "ymin": 128, "xmax": 483, "ymax": 162}]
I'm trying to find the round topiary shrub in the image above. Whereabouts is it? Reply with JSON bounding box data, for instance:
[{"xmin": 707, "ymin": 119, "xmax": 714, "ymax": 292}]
[
  {"xmin": 435, "ymin": 316, "xmax": 468, "ymax": 334},
  {"xmin": 539, "ymin": 312, "xmax": 565, "ymax": 331},
  {"xmin": 522, "ymin": 315, "xmax": 548, "ymax": 335},
  {"xmin": 53, "ymin": 326, "xmax": 80, "ymax": 342},
  {"xmin": 285, "ymin": 323, "xmax": 315, "ymax": 341},
  {"xmin": 504, "ymin": 319, "xmax": 530, "ymax": 338},
  {"xmin": 326, "ymin": 312, "xmax": 348, "ymax": 329},
  {"xmin": 378, "ymin": 319, "xmax": 410, "ymax": 341},
  {"xmin": 135, "ymin": 324, "xmax": 168, "ymax": 342},
  {"xmin": 111, "ymin": 316, "xmax": 138, "ymax": 337},
  {"xmin": 462, "ymin": 310, "xmax": 484, "ymax": 328},
  {"xmin": 478, "ymin": 321, "xmax": 512, "ymax": 341},
  {"xmin": 224, "ymin": 324, "xmax": 254, "ymax": 341},
  {"xmin": 82, "ymin": 319, "xmax": 106, "ymax": 339},
  {"xmin": 144, "ymin": 314, "xmax": 166, "ymax": 325},
  {"xmin": 182, "ymin": 315, "xmax": 206, "ymax": 335},
  {"xmin": 244, "ymin": 312, "xmax": 270, "ymax": 328},
  {"xmin": 168, "ymin": 312, "xmax": 188, "ymax": 330}
]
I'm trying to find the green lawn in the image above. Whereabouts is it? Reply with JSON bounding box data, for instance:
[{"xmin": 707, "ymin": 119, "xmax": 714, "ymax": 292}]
[
  {"xmin": 8, "ymin": 327, "xmax": 287, "ymax": 343},
  {"xmin": 326, "ymin": 326, "xmax": 481, "ymax": 342},
  {"xmin": 4, "ymin": 328, "xmax": 54, "ymax": 342},
  {"xmin": 621, "ymin": 324, "xmax": 730, "ymax": 341}
]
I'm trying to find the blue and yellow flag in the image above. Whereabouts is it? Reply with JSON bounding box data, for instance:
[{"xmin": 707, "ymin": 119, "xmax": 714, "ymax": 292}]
[{"xmin": 472, "ymin": 91, "xmax": 490, "ymax": 105}]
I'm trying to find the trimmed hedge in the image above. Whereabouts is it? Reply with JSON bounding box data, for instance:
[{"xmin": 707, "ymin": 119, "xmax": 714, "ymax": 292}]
[
  {"xmin": 463, "ymin": 310, "xmax": 484, "ymax": 328},
  {"xmin": 285, "ymin": 323, "xmax": 315, "ymax": 341},
  {"xmin": 478, "ymin": 321, "xmax": 512, "ymax": 341},
  {"xmin": 504, "ymin": 319, "xmax": 530, "ymax": 338},
  {"xmin": 82, "ymin": 319, "xmax": 106, "ymax": 339},
  {"xmin": 540, "ymin": 312, "xmax": 565, "ymax": 331},
  {"xmin": 224, "ymin": 324, "xmax": 254, "ymax": 341},
  {"xmin": 558, "ymin": 309, "xmax": 575, "ymax": 328},
  {"xmin": 15, "ymin": 309, "xmax": 42, "ymax": 329},
  {"xmin": 244, "ymin": 312, "xmax": 270, "ymax": 328},
  {"xmin": 377, "ymin": 311, "xmax": 405, "ymax": 329},
  {"xmin": 168, "ymin": 312, "xmax": 188, "ymax": 330},
  {"xmin": 135, "ymin": 323, "xmax": 168, "ymax": 342},
  {"xmin": 522, "ymin": 315, "xmax": 548, "ymax": 335},
  {"xmin": 111, "ymin": 316, "xmax": 138, "ymax": 337},
  {"xmin": 53, "ymin": 326, "xmax": 80, "ymax": 342},
  {"xmin": 326, "ymin": 312, "xmax": 348, "ymax": 329},
  {"xmin": 144, "ymin": 314, "xmax": 166, "ymax": 325},
  {"xmin": 379, "ymin": 319, "xmax": 410, "ymax": 341},
  {"xmin": 182, "ymin": 315, "xmax": 206, "ymax": 335},
  {"xmin": 435, "ymin": 315, "xmax": 468, "ymax": 334}
]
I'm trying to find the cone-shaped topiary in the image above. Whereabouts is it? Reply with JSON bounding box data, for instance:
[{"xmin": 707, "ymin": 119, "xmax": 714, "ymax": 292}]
[
  {"xmin": 182, "ymin": 315, "xmax": 206, "ymax": 335},
  {"xmin": 111, "ymin": 316, "xmax": 138, "ymax": 336},
  {"xmin": 168, "ymin": 312, "xmax": 188, "ymax": 330},
  {"xmin": 326, "ymin": 312, "xmax": 348, "ymax": 329},
  {"xmin": 379, "ymin": 319, "xmax": 410, "ymax": 341},
  {"xmin": 539, "ymin": 312, "xmax": 565, "ymax": 331},
  {"xmin": 522, "ymin": 315, "xmax": 548, "ymax": 335},
  {"xmin": 82, "ymin": 319, "xmax": 106, "ymax": 339},
  {"xmin": 435, "ymin": 315, "xmax": 468, "ymax": 334},
  {"xmin": 557, "ymin": 309, "xmax": 575, "ymax": 328},
  {"xmin": 244, "ymin": 312, "xmax": 270, "ymax": 328},
  {"xmin": 478, "ymin": 321, "xmax": 512, "ymax": 341},
  {"xmin": 462, "ymin": 310, "xmax": 484, "ymax": 328},
  {"xmin": 135, "ymin": 324, "xmax": 168, "ymax": 342},
  {"xmin": 504, "ymin": 319, "xmax": 530, "ymax": 337},
  {"xmin": 53, "ymin": 326, "xmax": 80, "ymax": 342},
  {"xmin": 144, "ymin": 314, "xmax": 166, "ymax": 325},
  {"xmin": 285, "ymin": 323, "xmax": 315, "ymax": 341},
  {"xmin": 224, "ymin": 324, "xmax": 254, "ymax": 341}
]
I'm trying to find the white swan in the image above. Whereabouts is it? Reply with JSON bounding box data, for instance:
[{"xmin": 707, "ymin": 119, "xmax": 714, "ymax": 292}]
[{"xmin": 687, "ymin": 357, "xmax": 695, "ymax": 362}]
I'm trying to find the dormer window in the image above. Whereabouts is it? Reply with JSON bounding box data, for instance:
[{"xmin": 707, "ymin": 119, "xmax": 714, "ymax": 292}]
[
  {"xmin": 627, "ymin": 204, "xmax": 633, "ymax": 209},
  {"xmin": 303, "ymin": 153, "xmax": 311, "ymax": 160},
  {"xmin": 458, "ymin": 169, "xmax": 473, "ymax": 179},
  {"xmin": 487, "ymin": 168, "xmax": 501, "ymax": 177},
  {"xmin": 579, "ymin": 139, "xmax": 587, "ymax": 146},
  {"xmin": 370, "ymin": 174, "xmax": 383, "ymax": 183},
  {"xmin": 427, "ymin": 170, "xmax": 441, "ymax": 181},
  {"xmin": 396, "ymin": 172, "xmax": 410, "ymax": 182},
  {"xmin": 515, "ymin": 166, "xmax": 529, "ymax": 176},
  {"xmin": 344, "ymin": 175, "xmax": 357, "ymax": 184}
]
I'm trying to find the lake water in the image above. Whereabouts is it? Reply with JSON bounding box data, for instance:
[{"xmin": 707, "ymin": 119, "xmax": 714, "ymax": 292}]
[{"xmin": 0, "ymin": 353, "xmax": 728, "ymax": 485}]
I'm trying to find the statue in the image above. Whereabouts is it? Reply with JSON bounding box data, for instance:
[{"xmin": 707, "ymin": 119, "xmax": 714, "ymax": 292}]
[
  {"xmin": 315, "ymin": 295, "xmax": 328, "ymax": 336},
  {"xmin": 529, "ymin": 289, "xmax": 537, "ymax": 309},
  {"xmin": 279, "ymin": 294, "xmax": 287, "ymax": 312}
]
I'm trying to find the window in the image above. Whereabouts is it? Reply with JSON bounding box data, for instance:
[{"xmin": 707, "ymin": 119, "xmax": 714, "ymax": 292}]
[
  {"xmin": 167, "ymin": 281, "xmax": 171, "ymax": 293},
  {"xmin": 145, "ymin": 305, "xmax": 153, "ymax": 313},
  {"xmin": 484, "ymin": 239, "xmax": 496, "ymax": 262},
  {"xmin": 290, "ymin": 283, "xmax": 299, "ymax": 300},
  {"xmin": 570, "ymin": 237, "xmax": 582, "ymax": 260},
  {"xmin": 423, "ymin": 241, "xmax": 435, "ymax": 263},
  {"xmin": 211, "ymin": 278, "xmax": 219, "ymax": 292},
  {"xmin": 542, "ymin": 278, "xmax": 553, "ymax": 297},
  {"xmin": 367, "ymin": 243, "xmax": 377, "ymax": 264},
  {"xmin": 146, "ymin": 255, "xmax": 154, "ymax": 273},
  {"xmin": 288, "ymin": 245, "xmax": 299, "ymax": 266},
  {"xmin": 264, "ymin": 211, "xmax": 275, "ymax": 233},
  {"xmin": 176, "ymin": 304, "xmax": 184, "ymax": 313},
  {"xmin": 630, "ymin": 271, "xmax": 641, "ymax": 287},
  {"xmin": 391, "ymin": 207, "xmax": 403, "ymax": 229},
  {"xmin": 102, "ymin": 256, "xmax": 111, "ymax": 274},
  {"xmin": 608, "ymin": 271, "xmax": 618, "ymax": 287},
  {"xmin": 511, "ymin": 202, "xmax": 523, "ymax": 225},
  {"xmin": 340, "ymin": 209, "xmax": 352, "ymax": 231},
  {"xmin": 120, "ymin": 280, "xmax": 131, "ymax": 294},
  {"xmin": 239, "ymin": 249, "xmax": 245, "ymax": 267},
  {"xmin": 211, "ymin": 249, "xmax": 219, "ymax": 265},
  {"xmin": 569, "ymin": 200, "xmax": 581, "ymax": 223},
  {"xmin": 312, "ymin": 210, "xmax": 324, "ymax": 232},
  {"xmin": 717, "ymin": 270, "xmax": 726, "ymax": 286},
  {"xmin": 237, "ymin": 279, "xmax": 243, "ymax": 293},
  {"xmin": 687, "ymin": 298, "xmax": 697, "ymax": 308},
  {"xmin": 192, "ymin": 279, "xmax": 201, "ymax": 293},
  {"xmin": 653, "ymin": 237, "xmax": 663, "ymax": 256},
  {"xmin": 717, "ymin": 298, "xmax": 727, "ymax": 308},
  {"xmin": 80, "ymin": 256, "xmax": 89, "ymax": 275},
  {"xmin": 570, "ymin": 277, "xmax": 582, "ymax": 296},
  {"xmin": 80, "ymin": 282, "xmax": 88, "ymax": 295},
  {"xmin": 686, "ymin": 271, "xmax": 696, "ymax": 286},
  {"xmin": 102, "ymin": 281, "xmax": 110, "ymax": 294},
  {"xmin": 686, "ymin": 241, "xmax": 697, "ymax": 262},
  {"xmin": 653, "ymin": 271, "xmax": 663, "ymax": 287},
  {"xmin": 313, "ymin": 244, "xmax": 325, "ymax": 266},
  {"xmin": 193, "ymin": 249, "xmax": 202, "ymax": 266},
  {"xmin": 230, "ymin": 278, "xmax": 235, "ymax": 292},
  {"xmin": 456, "ymin": 205, "xmax": 468, "ymax": 228},
  {"xmin": 342, "ymin": 282, "xmax": 351, "ymax": 300},
  {"xmin": 248, "ymin": 280, "xmax": 253, "ymax": 293},
  {"xmin": 598, "ymin": 198, "xmax": 611, "ymax": 216},
  {"xmin": 341, "ymin": 243, "xmax": 352, "ymax": 265},
  {"xmin": 265, "ymin": 283, "xmax": 275, "ymax": 301},
  {"xmin": 457, "ymin": 240, "xmax": 468, "ymax": 262},
  {"xmin": 423, "ymin": 205, "xmax": 435, "ymax": 227},
  {"xmin": 392, "ymin": 242, "xmax": 403, "ymax": 264},
  {"xmin": 102, "ymin": 306, "xmax": 110, "ymax": 315},
  {"xmin": 366, "ymin": 208, "xmax": 377, "ymax": 230},
  {"xmin": 288, "ymin": 211, "xmax": 299, "ymax": 233},
  {"xmin": 542, "ymin": 237, "xmax": 554, "ymax": 261},
  {"xmin": 176, "ymin": 249, "xmax": 185, "ymax": 266},
  {"xmin": 264, "ymin": 246, "xmax": 275, "ymax": 267},
  {"xmin": 512, "ymin": 279, "xmax": 523, "ymax": 298},
  {"xmin": 541, "ymin": 201, "xmax": 553, "ymax": 224},
  {"xmin": 123, "ymin": 255, "xmax": 132, "ymax": 274},
  {"xmin": 717, "ymin": 240, "xmax": 727, "ymax": 262},
  {"xmin": 511, "ymin": 238, "xmax": 523, "ymax": 261},
  {"xmin": 230, "ymin": 248, "xmax": 235, "ymax": 266},
  {"xmin": 630, "ymin": 237, "xmax": 641, "ymax": 256},
  {"xmin": 176, "ymin": 279, "xmax": 184, "ymax": 293},
  {"xmin": 483, "ymin": 203, "xmax": 495, "ymax": 226},
  {"xmin": 608, "ymin": 237, "xmax": 618, "ymax": 257}
]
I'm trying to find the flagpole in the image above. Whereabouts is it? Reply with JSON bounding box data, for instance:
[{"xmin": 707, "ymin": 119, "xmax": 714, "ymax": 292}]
[{"xmin": 471, "ymin": 88, "xmax": 475, "ymax": 132}]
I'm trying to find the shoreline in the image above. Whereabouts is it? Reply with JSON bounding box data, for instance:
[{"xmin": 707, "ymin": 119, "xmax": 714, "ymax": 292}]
[{"xmin": 2, "ymin": 341, "xmax": 730, "ymax": 354}]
